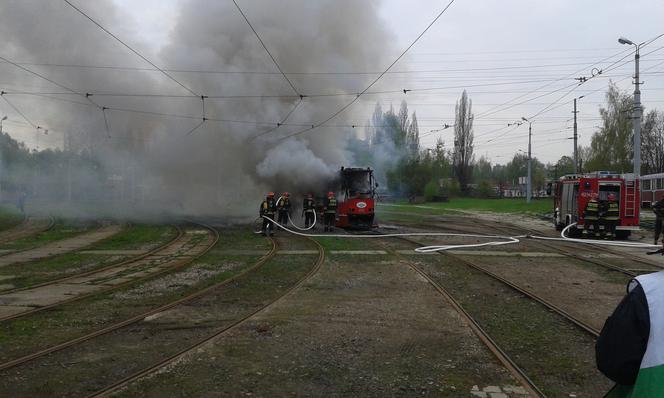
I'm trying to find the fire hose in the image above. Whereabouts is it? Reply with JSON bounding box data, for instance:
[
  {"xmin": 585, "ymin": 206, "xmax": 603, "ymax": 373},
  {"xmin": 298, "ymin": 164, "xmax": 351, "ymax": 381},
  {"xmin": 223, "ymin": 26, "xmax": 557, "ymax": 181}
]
[
  {"xmin": 526, "ymin": 223, "xmax": 662, "ymax": 249},
  {"xmin": 259, "ymin": 215, "xmax": 520, "ymax": 253}
]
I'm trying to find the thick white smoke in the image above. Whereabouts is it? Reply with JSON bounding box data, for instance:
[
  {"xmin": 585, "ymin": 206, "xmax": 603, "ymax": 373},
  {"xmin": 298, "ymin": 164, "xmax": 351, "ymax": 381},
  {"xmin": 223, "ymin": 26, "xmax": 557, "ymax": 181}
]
[{"xmin": 0, "ymin": 0, "xmax": 397, "ymax": 220}]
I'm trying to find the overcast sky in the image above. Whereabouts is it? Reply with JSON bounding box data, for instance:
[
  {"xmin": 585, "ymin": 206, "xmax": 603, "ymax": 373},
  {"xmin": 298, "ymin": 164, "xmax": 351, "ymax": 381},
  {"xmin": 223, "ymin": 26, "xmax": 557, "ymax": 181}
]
[{"xmin": 4, "ymin": 0, "xmax": 664, "ymax": 165}]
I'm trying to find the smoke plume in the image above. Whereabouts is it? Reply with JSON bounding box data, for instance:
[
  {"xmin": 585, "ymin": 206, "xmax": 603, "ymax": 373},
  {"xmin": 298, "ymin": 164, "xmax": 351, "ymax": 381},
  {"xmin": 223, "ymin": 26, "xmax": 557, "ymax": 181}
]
[{"xmin": 0, "ymin": 0, "xmax": 396, "ymax": 220}]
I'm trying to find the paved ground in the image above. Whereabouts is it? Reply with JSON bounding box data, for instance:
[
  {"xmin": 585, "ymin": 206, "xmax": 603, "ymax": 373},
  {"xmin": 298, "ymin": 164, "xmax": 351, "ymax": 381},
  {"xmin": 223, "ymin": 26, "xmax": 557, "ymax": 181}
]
[{"xmin": 0, "ymin": 225, "xmax": 122, "ymax": 268}]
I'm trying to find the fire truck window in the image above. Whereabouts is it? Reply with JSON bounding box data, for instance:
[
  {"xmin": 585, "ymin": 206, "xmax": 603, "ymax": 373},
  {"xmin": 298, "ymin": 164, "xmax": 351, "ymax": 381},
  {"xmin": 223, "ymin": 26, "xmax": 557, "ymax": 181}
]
[
  {"xmin": 658, "ymin": 178, "xmax": 664, "ymax": 190},
  {"xmin": 643, "ymin": 179, "xmax": 651, "ymax": 190},
  {"xmin": 598, "ymin": 183, "xmax": 621, "ymax": 201}
]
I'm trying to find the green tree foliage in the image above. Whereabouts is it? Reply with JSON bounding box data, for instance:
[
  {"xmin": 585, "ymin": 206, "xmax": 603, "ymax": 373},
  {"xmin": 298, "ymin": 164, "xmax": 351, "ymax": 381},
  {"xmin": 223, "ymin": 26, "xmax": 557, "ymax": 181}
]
[
  {"xmin": 585, "ymin": 82, "xmax": 633, "ymax": 172},
  {"xmin": 453, "ymin": 90, "xmax": 474, "ymax": 193},
  {"xmin": 641, "ymin": 109, "xmax": 664, "ymax": 175}
]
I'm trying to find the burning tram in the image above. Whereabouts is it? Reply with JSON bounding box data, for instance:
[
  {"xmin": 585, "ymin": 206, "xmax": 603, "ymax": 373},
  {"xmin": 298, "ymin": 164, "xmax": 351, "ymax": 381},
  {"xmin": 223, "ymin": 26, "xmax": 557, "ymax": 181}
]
[
  {"xmin": 334, "ymin": 167, "xmax": 377, "ymax": 230},
  {"xmin": 552, "ymin": 171, "xmax": 640, "ymax": 238}
]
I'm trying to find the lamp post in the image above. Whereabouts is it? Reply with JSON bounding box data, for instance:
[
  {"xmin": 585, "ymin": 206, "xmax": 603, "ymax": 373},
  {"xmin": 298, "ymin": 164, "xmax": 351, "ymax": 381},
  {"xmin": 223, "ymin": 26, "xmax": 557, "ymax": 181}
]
[{"xmin": 618, "ymin": 36, "xmax": 643, "ymax": 176}]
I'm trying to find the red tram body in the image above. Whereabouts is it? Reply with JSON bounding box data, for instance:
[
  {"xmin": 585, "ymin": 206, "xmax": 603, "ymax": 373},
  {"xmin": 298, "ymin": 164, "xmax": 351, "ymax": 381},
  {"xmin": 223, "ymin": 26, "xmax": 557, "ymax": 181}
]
[
  {"xmin": 640, "ymin": 172, "xmax": 664, "ymax": 207},
  {"xmin": 552, "ymin": 171, "xmax": 640, "ymax": 238},
  {"xmin": 335, "ymin": 167, "xmax": 377, "ymax": 230}
]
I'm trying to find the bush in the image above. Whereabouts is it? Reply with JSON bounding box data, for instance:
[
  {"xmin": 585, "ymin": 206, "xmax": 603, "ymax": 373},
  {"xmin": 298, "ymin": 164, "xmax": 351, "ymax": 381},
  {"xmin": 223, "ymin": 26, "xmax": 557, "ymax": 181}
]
[{"xmin": 424, "ymin": 180, "xmax": 440, "ymax": 202}]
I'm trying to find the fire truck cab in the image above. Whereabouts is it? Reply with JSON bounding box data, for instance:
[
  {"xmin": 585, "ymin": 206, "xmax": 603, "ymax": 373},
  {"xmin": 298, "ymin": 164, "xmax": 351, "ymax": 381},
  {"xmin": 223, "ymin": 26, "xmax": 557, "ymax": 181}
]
[
  {"xmin": 335, "ymin": 167, "xmax": 377, "ymax": 230},
  {"xmin": 553, "ymin": 171, "xmax": 639, "ymax": 238}
]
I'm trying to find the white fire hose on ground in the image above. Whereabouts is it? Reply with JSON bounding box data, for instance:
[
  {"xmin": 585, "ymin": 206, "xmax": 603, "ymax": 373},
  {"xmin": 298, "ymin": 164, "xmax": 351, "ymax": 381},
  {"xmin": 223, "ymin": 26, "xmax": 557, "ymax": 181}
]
[
  {"xmin": 527, "ymin": 222, "xmax": 661, "ymax": 249},
  {"xmin": 259, "ymin": 215, "xmax": 519, "ymax": 253},
  {"xmin": 256, "ymin": 196, "xmax": 659, "ymax": 252}
]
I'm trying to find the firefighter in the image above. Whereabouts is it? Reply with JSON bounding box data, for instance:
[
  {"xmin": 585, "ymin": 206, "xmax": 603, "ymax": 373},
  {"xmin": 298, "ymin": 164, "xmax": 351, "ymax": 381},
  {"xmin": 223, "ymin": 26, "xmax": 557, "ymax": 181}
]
[
  {"xmin": 653, "ymin": 198, "xmax": 664, "ymax": 245},
  {"xmin": 259, "ymin": 192, "xmax": 276, "ymax": 236},
  {"xmin": 584, "ymin": 194, "xmax": 600, "ymax": 237},
  {"xmin": 276, "ymin": 192, "xmax": 291, "ymax": 228},
  {"xmin": 602, "ymin": 193, "xmax": 620, "ymax": 240},
  {"xmin": 323, "ymin": 191, "xmax": 337, "ymax": 232},
  {"xmin": 596, "ymin": 269, "xmax": 664, "ymax": 396},
  {"xmin": 302, "ymin": 193, "xmax": 316, "ymax": 229}
]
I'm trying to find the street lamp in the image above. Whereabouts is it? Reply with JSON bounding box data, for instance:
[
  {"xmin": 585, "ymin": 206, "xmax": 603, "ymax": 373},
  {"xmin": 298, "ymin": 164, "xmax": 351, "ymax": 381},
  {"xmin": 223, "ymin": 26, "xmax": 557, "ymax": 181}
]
[
  {"xmin": 618, "ymin": 36, "xmax": 643, "ymax": 176},
  {"xmin": 521, "ymin": 117, "xmax": 533, "ymax": 203}
]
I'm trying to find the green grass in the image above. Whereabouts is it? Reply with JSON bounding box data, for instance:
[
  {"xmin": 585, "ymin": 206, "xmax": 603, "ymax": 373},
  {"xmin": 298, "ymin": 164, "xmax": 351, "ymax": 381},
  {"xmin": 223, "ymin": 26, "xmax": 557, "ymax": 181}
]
[
  {"xmin": 379, "ymin": 197, "xmax": 553, "ymax": 215},
  {"xmin": 0, "ymin": 206, "xmax": 24, "ymax": 232},
  {"xmin": 0, "ymin": 221, "xmax": 94, "ymax": 251},
  {"xmin": 88, "ymin": 225, "xmax": 177, "ymax": 250}
]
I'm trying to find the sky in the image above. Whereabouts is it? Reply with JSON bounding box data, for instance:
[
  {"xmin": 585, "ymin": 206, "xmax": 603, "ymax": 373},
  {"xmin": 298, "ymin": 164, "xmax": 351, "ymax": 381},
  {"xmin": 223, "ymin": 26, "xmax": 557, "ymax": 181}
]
[{"xmin": 3, "ymin": 0, "xmax": 664, "ymax": 165}]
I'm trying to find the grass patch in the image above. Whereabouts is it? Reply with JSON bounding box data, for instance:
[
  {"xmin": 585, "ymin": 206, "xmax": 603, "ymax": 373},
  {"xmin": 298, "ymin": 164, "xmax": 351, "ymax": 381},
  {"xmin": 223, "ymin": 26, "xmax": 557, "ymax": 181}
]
[
  {"xmin": 0, "ymin": 206, "xmax": 23, "ymax": 232},
  {"xmin": 380, "ymin": 197, "xmax": 553, "ymax": 216},
  {"xmin": 0, "ymin": 220, "xmax": 94, "ymax": 251},
  {"xmin": 89, "ymin": 225, "xmax": 177, "ymax": 250},
  {"xmin": 314, "ymin": 236, "xmax": 374, "ymax": 251}
]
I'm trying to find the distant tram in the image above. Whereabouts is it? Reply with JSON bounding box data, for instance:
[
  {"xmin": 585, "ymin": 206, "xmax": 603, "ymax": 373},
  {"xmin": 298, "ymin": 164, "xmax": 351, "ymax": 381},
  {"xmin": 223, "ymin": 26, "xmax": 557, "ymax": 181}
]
[
  {"xmin": 552, "ymin": 171, "xmax": 640, "ymax": 238},
  {"xmin": 335, "ymin": 167, "xmax": 377, "ymax": 230},
  {"xmin": 640, "ymin": 172, "xmax": 664, "ymax": 207}
]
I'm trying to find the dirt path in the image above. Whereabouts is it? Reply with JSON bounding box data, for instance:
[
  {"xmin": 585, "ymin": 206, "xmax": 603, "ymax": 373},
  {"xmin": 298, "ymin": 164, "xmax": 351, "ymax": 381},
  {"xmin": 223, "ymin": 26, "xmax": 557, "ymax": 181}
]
[
  {"xmin": 0, "ymin": 224, "xmax": 122, "ymax": 267},
  {"xmin": 0, "ymin": 216, "xmax": 52, "ymax": 244},
  {"xmin": 0, "ymin": 226, "xmax": 215, "ymax": 319},
  {"xmin": 115, "ymin": 249, "xmax": 528, "ymax": 397}
]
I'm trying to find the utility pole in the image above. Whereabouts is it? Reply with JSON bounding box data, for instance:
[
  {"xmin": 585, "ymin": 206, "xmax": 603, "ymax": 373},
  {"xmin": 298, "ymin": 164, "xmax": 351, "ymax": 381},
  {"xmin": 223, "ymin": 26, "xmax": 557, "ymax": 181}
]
[
  {"xmin": 527, "ymin": 121, "xmax": 532, "ymax": 203},
  {"xmin": 519, "ymin": 117, "xmax": 533, "ymax": 203},
  {"xmin": 573, "ymin": 98, "xmax": 579, "ymax": 174}
]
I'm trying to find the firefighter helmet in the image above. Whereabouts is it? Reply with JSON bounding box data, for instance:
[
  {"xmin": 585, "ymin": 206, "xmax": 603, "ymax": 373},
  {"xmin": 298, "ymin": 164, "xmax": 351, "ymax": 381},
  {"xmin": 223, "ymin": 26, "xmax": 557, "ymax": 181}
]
[
  {"xmin": 327, "ymin": 191, "xmax": 334, "ymax": 197},
  {"xmin": 284, "ymin": 192, "xmax": 290, "ymax": 197},
  {"xmin": 267, "ymin": 192, "xmax": 275, "ymax": 198},
  {"xmin": 608, "ymin": 193, "xmax": 616, "ymax": 201}
]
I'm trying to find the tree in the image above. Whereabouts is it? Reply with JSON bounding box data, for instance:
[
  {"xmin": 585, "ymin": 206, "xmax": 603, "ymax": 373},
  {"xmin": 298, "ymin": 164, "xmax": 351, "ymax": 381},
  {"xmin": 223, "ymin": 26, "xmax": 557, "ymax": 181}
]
[
  {"xmin": 585, "ymin": 83, "xmax": 633, "ymax": 172},
  {"xmin": 453, "ymin": 90, "xmax": 474, "ymax": 193},
  {"xmin": 407, "ymin": 111, "xmax": 419, "ymax": 158},
  {"xmin": 641, "ymin": 109, "xmax": 664, "ymax": 175}
]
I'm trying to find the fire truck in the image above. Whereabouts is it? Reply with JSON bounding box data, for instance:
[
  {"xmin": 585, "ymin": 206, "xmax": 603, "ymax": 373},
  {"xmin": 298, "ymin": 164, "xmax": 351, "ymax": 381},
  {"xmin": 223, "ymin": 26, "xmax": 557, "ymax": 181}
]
[
  {"xmin": 334, "ymin": 167, "xmax": 377, "ymax": 230},
  {"xmin": 552, "ymin": 171, "xmax": 640, "ymax": 238}
]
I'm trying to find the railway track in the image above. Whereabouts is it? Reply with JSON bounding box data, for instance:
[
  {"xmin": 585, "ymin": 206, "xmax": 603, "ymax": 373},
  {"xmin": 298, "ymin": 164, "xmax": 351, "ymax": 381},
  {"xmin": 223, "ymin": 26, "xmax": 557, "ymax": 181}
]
[
  {"xmin": 0, "ymin": 233, "xmax": 275, "ymax": 372},
  {"xmin": 0, "ymin": 215, "xmax": 55, "ymax": 244},
  {"xmin": 87, "ymin": 236, "xmax": 324, "ymax": 398},
  {"xmin": 393, "ymin": 235, "xmax": 601, "ymax": 338},
  {"xmin": 384, "ymin": 244, "xmax": 546, "ymax": 397},
  {"xmin": 0, "ymin": 235, "xmax": 325, "ymax": 397},
  {"xmin": 394, "ymin": 216, "xmax": 646, "ymax": 278},
  {"xmin": 475, "ymin": 219, "xmax": 662, "ymax": 275},
  {"xmin": 0, "ymin": 224, "xmax": 183, "ymax": 295},
  {"xmin": 0, "ymin": 222, "xmax": 217, "ymax": 322}
]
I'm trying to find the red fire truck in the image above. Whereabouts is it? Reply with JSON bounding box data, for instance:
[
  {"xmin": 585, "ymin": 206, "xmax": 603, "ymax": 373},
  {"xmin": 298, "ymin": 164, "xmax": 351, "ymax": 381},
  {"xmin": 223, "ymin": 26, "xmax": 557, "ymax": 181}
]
[
  {"xmin": 335, "ymin": 167, "xmax": 377, "ymax": 230},
  {"xmin": 552, "ymin": 171, "xmax": 640, "ymax": 238}
]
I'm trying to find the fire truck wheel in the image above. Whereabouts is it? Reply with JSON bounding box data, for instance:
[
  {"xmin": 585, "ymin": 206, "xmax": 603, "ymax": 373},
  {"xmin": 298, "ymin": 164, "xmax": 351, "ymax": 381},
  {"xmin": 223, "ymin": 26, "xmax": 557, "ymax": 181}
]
[{"xmin": 615, "ymin": 230, "xmax": 631, "ymax": 240}]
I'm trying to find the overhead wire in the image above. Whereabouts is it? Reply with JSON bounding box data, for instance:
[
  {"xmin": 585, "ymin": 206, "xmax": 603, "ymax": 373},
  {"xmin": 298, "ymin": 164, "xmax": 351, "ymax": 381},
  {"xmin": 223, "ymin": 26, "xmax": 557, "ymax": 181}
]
[
  {"xmin": 231, "ymin": 0, "xmax": 302, "ymax": 98},
  {"xmin": 63, "ymin": 0, "xmax": 198, "ymax": 97},
  {"xmin": 274, "ymin": 0, "xmax": 457, "ymax": 141}
]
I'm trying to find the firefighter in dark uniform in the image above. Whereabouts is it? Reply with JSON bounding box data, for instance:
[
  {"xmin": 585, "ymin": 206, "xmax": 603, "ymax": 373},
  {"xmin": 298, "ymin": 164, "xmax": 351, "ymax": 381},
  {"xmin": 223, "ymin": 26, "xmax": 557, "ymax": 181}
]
[
  {"xmin": 276, "ymin": 192, "xmax": 291, "ymax": 228},
  {"xmin": 653, "ymin": 198, "xmax": 664, "ymax": 245},
  {"xmin": 596, "ymin": 269, "xmax": 664, "ymax": 396},
  {"xmin": 259, "ymin": 192, "xmax": 276, "ymax": 236},
  {"xmin": 302, "ymin": 193, "xmax": 316, "ymax": 229},
  {"xmin": 603, "ymin": 193, "xmax": 620, "ymax": 240},
  {"xmin": 323, "ymin": 191, "xmax": 337, "ymax": 232},
  {"xmin": 584, "ymin": 194, "xmax": 600, "ymax": 237}
]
